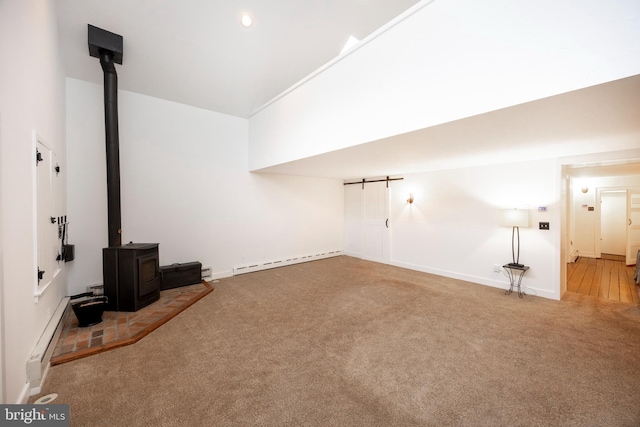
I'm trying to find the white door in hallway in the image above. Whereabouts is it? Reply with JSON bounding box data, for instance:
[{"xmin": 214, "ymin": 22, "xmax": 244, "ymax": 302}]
[
  {"xmin": 600, "ymin": 190, "xmax": 626, "ymax": 256},
  {"xmin": 626, "ymin": 189, "xmax": 640, "ymax": 265},
  {"xmin": 361, "ymin": 181, "xmax": 389, "ymax": 263}
]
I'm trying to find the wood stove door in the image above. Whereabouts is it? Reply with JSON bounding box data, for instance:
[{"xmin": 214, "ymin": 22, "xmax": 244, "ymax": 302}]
[{"xmin": 138, "ymin": 254, "xmax": 160, "ymax": 297}]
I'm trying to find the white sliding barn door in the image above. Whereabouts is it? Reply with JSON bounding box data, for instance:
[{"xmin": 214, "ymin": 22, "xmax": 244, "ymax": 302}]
[
  {"xmin": 361, "ymin": 181, "xmax": 389, "ymax": 264},
  {"xmin": 626, "ymin": 189, "xmax": 640, "ymax": 265}
]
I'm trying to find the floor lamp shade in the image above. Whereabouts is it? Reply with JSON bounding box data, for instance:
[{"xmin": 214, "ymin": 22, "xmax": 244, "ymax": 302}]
[
  {"xmin": 500, "ymin": 209, "xmax": 529, "ymax": 267},
  {"xmin": 499, "ymin": 208, "xmax": 529, "ymax": 228}
]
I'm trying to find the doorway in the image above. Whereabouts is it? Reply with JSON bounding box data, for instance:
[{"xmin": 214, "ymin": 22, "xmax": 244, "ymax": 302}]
[
  {"xmin": 562, "ymin": 164, "xmax": 640, "ymax": 304},
  {"xmin": 598, "ymin": 190, "xmax": 626, "ymax": 257}
]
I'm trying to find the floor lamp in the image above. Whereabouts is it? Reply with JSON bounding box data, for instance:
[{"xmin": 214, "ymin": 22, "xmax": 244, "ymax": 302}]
[{"xmin": 500, "ymin": 208, "xmax": 529, "ymax": 268}]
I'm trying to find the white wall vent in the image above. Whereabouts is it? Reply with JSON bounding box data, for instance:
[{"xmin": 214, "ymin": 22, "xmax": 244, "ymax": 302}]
[{"xmin": 233, "ymin": 251, "xmax": 342, "ymax": 276}]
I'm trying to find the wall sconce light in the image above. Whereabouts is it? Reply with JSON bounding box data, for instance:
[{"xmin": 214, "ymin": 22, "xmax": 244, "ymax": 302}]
[
  {"xmin": 581, "ymin": 186, "xmax": 589, "ymax": 193},
  {"xmin": 407, "ymin": 193, "xmax": 414, "ymax": 204}
]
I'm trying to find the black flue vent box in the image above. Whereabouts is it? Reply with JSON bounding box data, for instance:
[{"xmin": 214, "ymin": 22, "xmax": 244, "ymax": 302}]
[{"xmin": 160, "ymin": 262, "xmax": 202, "ymax": 290}]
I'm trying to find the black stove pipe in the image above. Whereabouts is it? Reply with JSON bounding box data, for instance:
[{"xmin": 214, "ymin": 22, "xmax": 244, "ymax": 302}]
[
  {"xmin": 100, "ymin": 51, "xmax": 122, "ymax": 248},
  {"xmin": 88, "ymin": 24, "xmax": 124, "ymax": 248}
]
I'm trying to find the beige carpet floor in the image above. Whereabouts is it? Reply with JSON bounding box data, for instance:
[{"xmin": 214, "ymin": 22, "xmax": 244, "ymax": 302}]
[{"xmin": 33, "ymin": 256, "xmax": 640, "ymax": 426}]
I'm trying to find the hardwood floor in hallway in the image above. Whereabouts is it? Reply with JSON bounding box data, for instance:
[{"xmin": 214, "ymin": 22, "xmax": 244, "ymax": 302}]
[{"xmin": 567, "ymin": 255, "xmax": 639, "ymax": 304}]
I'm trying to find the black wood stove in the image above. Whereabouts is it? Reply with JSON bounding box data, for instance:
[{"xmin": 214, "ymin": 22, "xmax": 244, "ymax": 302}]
[
  {"xmin": 103, "ymin": 243, "xmax": 161, "ymax": 312},
  {"xmin": 90, "ymin": 25, "xmax": 161, "ymax": 311}
]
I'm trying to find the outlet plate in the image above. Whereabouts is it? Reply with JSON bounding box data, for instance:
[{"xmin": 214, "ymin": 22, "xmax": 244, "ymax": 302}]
[{"xmin": 539, "ymin": 222, "xmax": 550, "ymax": 230}]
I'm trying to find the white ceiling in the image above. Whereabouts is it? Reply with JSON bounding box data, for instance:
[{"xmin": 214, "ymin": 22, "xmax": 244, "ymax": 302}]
[
  {"xmin": 55, "ymin": 0, "xmax": 420, "ymax": 119},
  {"xmin": 55, "ymin": 1, "xmax": 640, "ymax": 180}
]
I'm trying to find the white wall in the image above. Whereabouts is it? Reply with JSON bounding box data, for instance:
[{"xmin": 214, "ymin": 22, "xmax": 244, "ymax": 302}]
[
  {"xmin": 0, "ymin": 0, "xmax": 67, "ymax": 403},
  {"xmin": 66, "ymin": 78, "xmax": 343, "ymax": 295},
  {"xmin": 345, "ymin": 159, "xmax": 560, "ymax": 299},
  {"xmin": 249, "ymin": 0, "xmax": 640, "ymax": 171},
  {"xmin": 343, "ymin": 184, "xmax": 363, "ymax": 257},
  {"xmin": 0, "ymin": 112, "xmax": 4, "ymax": 404},
  {"xmin": 570, "ymin": 174, "xmax": 640, "ymax": 259}
]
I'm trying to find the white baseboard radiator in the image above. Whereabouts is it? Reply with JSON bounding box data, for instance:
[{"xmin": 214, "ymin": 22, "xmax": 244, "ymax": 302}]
[
  {"xmin": 570, "ymin": 250, "xmax": 579, "ymax": 263},
  {"xmin": 233, "ymin": 251, "xmax": 342, "ymax": 276},
  {"xmin": 26, "ymin": 297, "xmax": 69, "ymax": 395},
  {"xmin": 201, "ymin": 266, "xmax": 212, "ymax": 280}
]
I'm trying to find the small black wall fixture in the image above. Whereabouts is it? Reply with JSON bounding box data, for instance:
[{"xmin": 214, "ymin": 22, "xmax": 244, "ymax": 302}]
[{"xmin": 88, "ymin": 24, "xmax": 124, "ymax": 248}]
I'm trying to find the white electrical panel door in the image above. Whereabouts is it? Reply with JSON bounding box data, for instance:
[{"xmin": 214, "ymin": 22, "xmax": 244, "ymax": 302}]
[{"xmin": 36, "ymin": 138, "xmax": 61, "ymax": 292}]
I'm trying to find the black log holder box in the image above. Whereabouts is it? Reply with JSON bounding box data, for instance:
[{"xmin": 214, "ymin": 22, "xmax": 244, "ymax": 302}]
[{"xmin": 160, "ymin": 262, "xmax": 203, "ymax": 290}]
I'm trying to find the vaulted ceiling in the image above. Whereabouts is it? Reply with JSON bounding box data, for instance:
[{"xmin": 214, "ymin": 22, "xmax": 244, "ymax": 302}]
[
  {"xmin": 55, "ymin": 0, "xmax": 420, "ymax": 119},
  {"xmin": 55, "ymin": 1, "xmax": 640, "ymax": 179}
]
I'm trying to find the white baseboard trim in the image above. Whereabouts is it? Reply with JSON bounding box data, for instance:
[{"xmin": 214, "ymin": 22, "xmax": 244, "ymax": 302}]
[
  {"xmin": 389, "ymin": 260, "xmax": 558, "ymax": 300},
  {"xmin": 17, "ymin": 383, "xmax": 30, "ymax": 404},
  {"xmin": 342, "ymin": 251, "xmax": 360, "ymax": 258},
  {"xmin": 208, "ymin": 270, "xmax": 233, "ymax": 280}
]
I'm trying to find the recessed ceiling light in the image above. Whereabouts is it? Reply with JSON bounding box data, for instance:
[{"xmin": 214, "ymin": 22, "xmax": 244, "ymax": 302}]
[{"xmin": 241, "ymin": 14, "xmax": 253, "ymax": 28}]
